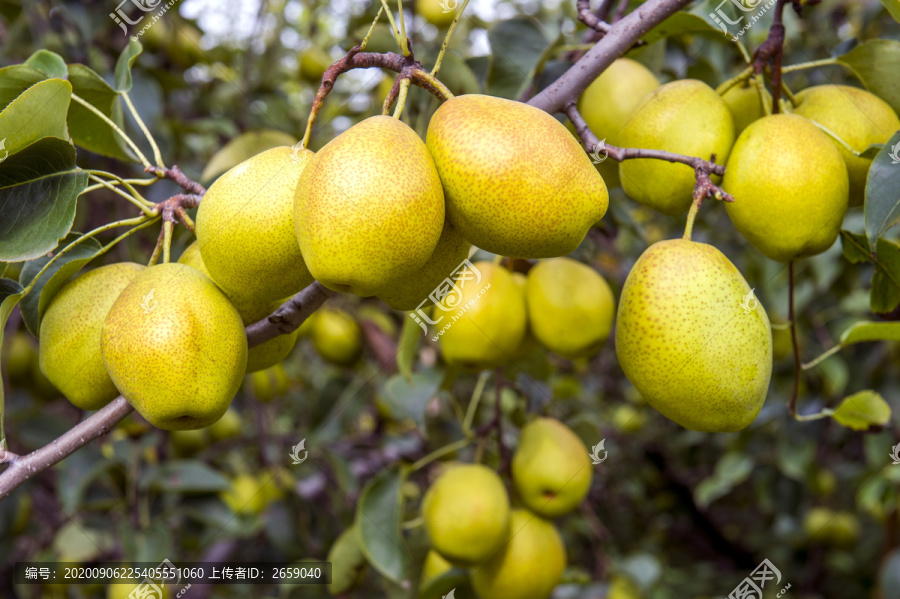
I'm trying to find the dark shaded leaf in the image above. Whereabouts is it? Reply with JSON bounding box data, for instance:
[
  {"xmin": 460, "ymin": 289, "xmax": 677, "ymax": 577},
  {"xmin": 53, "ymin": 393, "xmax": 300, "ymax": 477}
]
[
  {"xmin": 67, "ymin": 64, "xmax": 133, "ymax": 160},
  {"xmin": 356, "ymin": 466, "xmax": 409, "ymax": 585},
  {"xmin": 486, "ymin": 18, "xmax": 549, "ymax": 99},
  {"xmin": 141, "ymin": 460, "xmax": 231, "ymax": 493},
  {"xmin": 865, "ymin": 131, "xmax": 900, "ymax": 248}
]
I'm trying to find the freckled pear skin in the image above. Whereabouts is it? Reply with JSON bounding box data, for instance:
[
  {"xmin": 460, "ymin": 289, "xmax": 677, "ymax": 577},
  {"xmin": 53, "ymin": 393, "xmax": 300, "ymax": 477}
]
[
  {"xmin": 196, "ymin": 146, "xmax": 314, "ymax": 302},
  {"xmin": 101, "ymin": 263, "xmax": 248, "ymax": 430},
  {"xmin": 426, "ymin": 94, "xmax": 609, "ymax": 258},
  {"xmin": 39, "ymin": 262, "xmax": 145, "ymax": 410},
  {"xmin": 294, "ymin": 115, "xmax": 444, "ymax": 297},
  {"xmin": 615, "ymin": 239, "xmax": 773, "ymax": 432},
  {"xmin": 723, "ymin": 114, "xmax": 849, "ymax": 262}
]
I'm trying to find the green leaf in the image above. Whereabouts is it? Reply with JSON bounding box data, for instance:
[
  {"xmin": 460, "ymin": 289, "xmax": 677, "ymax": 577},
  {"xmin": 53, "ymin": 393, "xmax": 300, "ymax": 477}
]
[
  {"xmin": 419, "ymin": 569, "xmax": 472, "ymax": 599},
  {"xmin": 53, "ymin": 521, "xmax": 114, "ymax": 562},
  {"xmin": 865, "ymin": 131, "xmax": 900, "ymax": 248},
  {"xmin": 645, "ymin": 12, "xmax": 721, "ymax": 45},
  {"xmin": 380, "ymin": 371, "xmax": 441, "ymax": 431},
  {"xmin": 840, "ymin": 321, "xmax": 900, "ymax": 345},
  {"xmin": 882, "ymin": 0, "xmax": 900, "ymax": 23},
  {"xmin": 694, "ymin": 452, "xmax": 754, "ymax": 508},
  {"xmin": 832, "ymin": 390, "xmax": 892, "ymax": 431},
  {"xmin": 837, "ymin": 40, "xmax": 900, "ymax": 115},
  {"xmin": 0, "ymin": 65, "xmax": 49, "ymax": 111},
  {"xmin": 67, "ymin": 64, "xmax": 133, "ymax": 161},
  {"xmin": 200, "ymin": 129, "xmax": 297, "ymax": 182},
  {"xmin": 25, "ymin": 50, "xmax": 67, "ymax": 79},
  {"xmin": 0, "ymin": 137, "xmax": 86, "ymax": 262},
  {"xmin": 115, "ymin": 39, "xmax": 143, "ymax": 92},
  {"xmin": 397, "ymin": 311, "xmax": 422, "ymax": 382},
  {"xmin": 840, "ymin": 231, "xmax": 900, "ymax": 313},
  {"xmin": 486, "ymin": 17, "xmax": 549, "ymax": 99},
  {"xmin": 0, "ymin": 277, "xmax": 25, "ymax": 443},
  {"xmin": 356, "ymin": 466, "xmax": 409, "ymax": 586},
  {"xmin": 141, "ymin": 460, "xmax": 231, "ymax": 493},
  {"xmin": 18, "ymin": 233, "xmax": 103, "ymax": 336},
  {"xmin": 0, "ymin": 78, "xmax": 71, "ymax": 158},
  {"xmin": 327, "ymin": 525, "xmax": 368, "ymax": 595},
  {"xmin": 879, "ymin": 549, "xmax": 900, "ymax": 599}
]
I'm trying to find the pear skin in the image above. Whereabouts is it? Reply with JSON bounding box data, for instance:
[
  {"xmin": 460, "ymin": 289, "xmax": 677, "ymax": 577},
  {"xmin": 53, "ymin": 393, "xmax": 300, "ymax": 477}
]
[
  {"xmin": 615, "ymin": 239, "xmax": 772, "ymax": 432},
  {"xmin": 101, "ymin": 263, "xmax": 247, "ymax": 430},
  {"xmin": 721, "ymin": 80, "xmax": 771, "ymax": 136},
  {"xmin": 311, "ymin": 308, "xmax": 362, "ymax": 365},
  {"xmin": 577, "ymin": 58, "xmax": 660, "ymax": 144},
  {"xmin": 427, "ymin": 94, "xmax": 609, "ymax": 258},
  {"xmin": 39, "ymin": 262, "xmax": 145, "ymax": 410}
]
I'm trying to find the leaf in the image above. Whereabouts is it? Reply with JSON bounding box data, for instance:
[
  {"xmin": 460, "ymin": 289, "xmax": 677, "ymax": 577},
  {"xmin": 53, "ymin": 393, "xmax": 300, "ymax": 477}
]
[
  {"xmin": 0, "ymin": 66, "xmax": 49, "ymax": 113},
  {"xmin": 327, "ymin": 525, "xmax": 368, "ymax": 595},
  {"xmin": 115, "ymin": 39, "xmax": 143, "ymax": 92},
  {"xmin": 840, "ymin": 231, "xmax": 900, "ymax": 313},
  {"xmin": 882, "ymin": 0, "xmax": 900, "ymax": 24},
  {"xmin": 837, "ymin": 40, "xmax": 900, "ymax": 115},
  {"xmin": 53, "ymin": 521, "xmax": 114, "ymax": 562},
  {"xmin": 832, "ymin": 390, "xmax": 892, "ymax": 431},
  {"xmin": 878, "ymin": 549, "xmax": 900, "ymax": 599},
  {"xmin": 200, "ymin": 129, "xmax": 297, "ymax": 182},
  {"xmin": 694, "ymin": 452, "xmax": 754, "ymax": 508},
  {"xmin": 0, "ymin": 137, "xmax": 86, "ymax": 262},
  {"xmin": 356, "ymin": 466, "xmax": 409, "ymax": 586},
  {"xmin": 67, "ymin": 64, "xmax": 133, "ymax": 161},
  {"xmin": 865, "ymin": 131, "xmax": 900, "ymax": 248},
  {"xmin": 645, "ymin": 12, "xmax": 721, "ymax": 45},
  {"xmin": 0, "ymin": 78, "xmax": 71, "ymax": 158},
  {"xmin": 840, "ymin": 321, "xmax": 900, "ymax": 345},
  {"xmin": 380, "ymin": 371, "xmax": 441, "ymax": 431},
  {"xmin": 141, "ymin": 460, "xmax": 231, "ymax": 493},
  {"xmin": 17, "ymin": 233, "xmax": 104, "ymax": 335},
  {"xmin": 486, "ymin": 17, "xmax": 549, "ymax": 99},
  {"xmin": 397, "ymin": 311, "xmax": 422, "ymax": 382},
  {"xmin": 25, "ymin": 50, "xmax": 67, "ymax": 79}
]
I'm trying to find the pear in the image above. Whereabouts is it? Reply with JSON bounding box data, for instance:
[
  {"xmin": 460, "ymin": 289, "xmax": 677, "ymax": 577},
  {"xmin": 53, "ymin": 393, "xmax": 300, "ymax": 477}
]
[
  {"xmin": 249, "ymin": 363, "xmax": 290, "ymax": 402},
  {"xmin": 417, "ymin": 0, "xmax": 457, "ymax": 27},
  {"xmin": 101, "ymin": 263, "xmax": 248, "ymax": 430},
  {"xmin": 298, "ymin": 47, "xmax": 332, "ymax": 82},
  {"xmin": 39, "ymin": 263, "xmax": 145, "ymax": 410},
  {"xmin": 221, "ymin": 473, "xmax": 270, "ymax": 514},
  {"xmin": 427, "ymin": 94, "xmax": 609, "ymax": 258},
  {"xmin": 207, "ymin": 407, "xmax": 242, "ymax": 440},
  {"xmin": 422, "ymin": 549, "xmax": 454, "ymax": 581},
  {"xmin": 803, "ymin": 507, "xmax": 860, "ymax": 546},
  {"xmin": 618, "ymin": 79, "xmax": 735, "ymax": 216},
  {"xmin": 615, "ymin": 239, "xmax": 773, "ymax": 432},
  {"xmin": 311, "ymin": 308, "xmax": 362, "ymax": 365},
  {"xmin": 511, "ymin": 418, "xmax": 593, "ymax": 518},
  {"xmin": 792, "ymin": 84, "xmax": 900, "ymax": 206},
  {"xmin": 375, "ymin": 220, "xmax": 470, "ymax": 311},
  {"xmin": 721, "ymin": 80, "xmax": 771, "ymax": 136},
  {"xmin": 295, "ymin": 115, "xmax": 444, "ymax": 296},
  {"xmin": 438, "ymin": 261, "xmax": 527, "ymax": 369},
  {"xmin": 723, "ymin": 114, "xmax": 849, "ymax": 262},
  {"xmin": 6, "ymin": 331, "xmax": 36, "ymax": 384},
  {"xmin": 422, "ymin": 463, "xmax": 510, "ymax": 565},
  {"xmin": 578, "ymin": 58, "xmax": 660, "ymax": 144},
  {"xmin": 525, "ymin": 258, "xmax": 615, "ymax": 359},
  {"xmin": 470, "ymin": 509, "xmax": 566, "ymax": 599},
  {"xmin": 196, "ymin": 146, "xmax": 314, "ymax": 302},
  {"xmin": 170, "ymin": 429, "xmax": 208, "ymax": 457}
]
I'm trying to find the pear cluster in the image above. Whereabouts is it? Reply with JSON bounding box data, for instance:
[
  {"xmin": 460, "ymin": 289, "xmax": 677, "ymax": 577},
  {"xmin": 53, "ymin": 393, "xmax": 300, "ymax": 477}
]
[{"xmin": 420, "ymin": 418, "xmax": 591, "ymax": 599}]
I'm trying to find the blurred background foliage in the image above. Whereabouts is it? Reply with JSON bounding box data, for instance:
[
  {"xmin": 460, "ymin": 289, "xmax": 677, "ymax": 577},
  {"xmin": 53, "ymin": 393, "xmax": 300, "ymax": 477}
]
[{"xmin": 1, "ymin": 0, "xmax": 899, "ymax": 598}]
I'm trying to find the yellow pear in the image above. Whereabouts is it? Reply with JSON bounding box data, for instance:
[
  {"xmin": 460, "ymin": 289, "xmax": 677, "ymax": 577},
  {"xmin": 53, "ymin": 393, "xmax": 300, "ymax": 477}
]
[
  {"xmin": 721, "ymin": 80, "xmax": 771, "ymax": 136},
  {"xmin": 249, "ymin": 363, "xmax": 290, "ymax": 402},
  {"xmin": 39, "ymin": 263, "xmax": 145, "ymax": 410},
  {"xmin": 101, "ymin": 263, "xmax": 247, "ymax": 430},
  {"xmin": 375, "ymin": 220, "xmax": 470, "ymax": 311},
  {"xmin": 618, "ymin": 79, "xmax": 735, "ymax": 216},
  {"xmin": 196, "ymin": 146, "xmax": 314, "ymax": 302},
  {"xmin": 803, "ymin": 507, "xmax": 860, "ymax": 546},
  {"xmin": 417, "ymin": 0, "xmax": 458, "ymax": 27},
  {"xmin": 615, "ymin": 239, "xmax": 772, "ymax": 432},
  {"xmin": 427, "ymin": 94, "xmax": 609, "ymax": 258},
  {"xmin": 179, "ymin": 242, "xmax": 298, "ymax": 373},
  {"xmin": 511, "ymin": 418, "xmax": 593, "ymax": 518},
  {"xmin": 723, "ymin": 114, "xmax": 849, "ymax": 262},
  {"xmin": 311, "ymin": 308, "xmax": 362, "ymax": 365},
  {"xmin": 207, "ymin": 407, "xmax": 242, "ymax": 440},
  {"xmin": 438, "ymin": 262, "xmax": 527, "ymax": 369},
  {"xmin": 298, "ymin": 47, "xmax": 332, "ymax": 82},
  {"xmin": 525, "ymin": 258, "xmax": 615, "ymax": 359},
  {"xmin": 577, "ymin": 58, "xmax": 660, "ymax": 144},
  {"xmin": 792, "ymin": 84, "xmax": 900, "ymax": 206},
  {"xmin": 470, "ymin": 509, "xmax": 566, "ymax": 599},
  {"xmin": 221, "ymin": 473, "xmax": 270, "ymax": 514},
  {"xmin": 422, "ymin": 549, "xmax": 454, "ymax": 582},
  {"xmin": 295, "ymin": 115, "xmax": 444, "ymax": 296}
]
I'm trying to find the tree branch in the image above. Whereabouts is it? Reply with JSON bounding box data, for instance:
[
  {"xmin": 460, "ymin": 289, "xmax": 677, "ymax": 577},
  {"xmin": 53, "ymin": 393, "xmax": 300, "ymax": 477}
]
[{"xmin": 245, "ymin": 282, "xmax": 334, "ymax": 346}]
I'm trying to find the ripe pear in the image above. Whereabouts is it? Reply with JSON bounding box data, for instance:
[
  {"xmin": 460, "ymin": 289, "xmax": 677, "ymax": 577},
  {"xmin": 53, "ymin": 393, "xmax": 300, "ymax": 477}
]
[
  {"xmin": 615, "ymin": 239, "xmax": 772, "ymax": 432},
  {"xmin": 618, "ymin": 79, "xmax": 735, "ymax": 216},
  {"xmin": 438, "ymin": 262, "xmax": 527, "ymax": 369},
  {"xmin": 792, "ymin": 84, "xmax": 900, "ymax": 206},
  {"xmin": 417, "ymin": 0, "xmax": 457, "ymax": 27},
  {"xmin": 427, "ymin": 94, "xmax": 609, "ymax": 258},
  {"xmin": 470, "ymin": 509, "xmax": 566, "ymax": 599},
  {"xmin": 422, "ymin": 549, "xmax": 454, "ymax": 581},
  {"xmin": 512, "ymin": 418, "xmax": 593, "ymax": 518},
  {"xmin": 101, "ymin": 263, "xmax": 248, "ymax": 430},
  {"xmin": 525, "ymin": 258, "xmax": 615, "ymax": 359},
  {"xmin": 196, "ymin": 146, "xmax": 314, "ymax": 302},
  {"xmin": 221, "ymin": 473, "xmax": 270, "ymax": 514},
  {"xmin": 723, "ymin": 114, "xmax": 849, "ymax": 262},
  {"xmin": 295, "ymin": 115, "xmax": 444, "ymax": 296},
  {"xmin": 39, "ymin": 263, "xmax": 145, "ymax": 410},
  {"xmin": 179, "ymin": 242, "xmax": 298, "ymax": 373},
  {"xmin": 422, "ymin": 463, "xmax": 510, "ymax": 565},
  {"xmin": 375, "ymin": 220, "xmax": 470, "ymax": 311},
  {"xmin": 577, "ymin": 58, "xmax": 660, "ymax": 144},
  {"xmin": 311, "ymin": 308, "xmax": 362, "ymax": 365},
  {"xmin": 720, "ymin": 80, "xmax": 771, "ymax": 136}
]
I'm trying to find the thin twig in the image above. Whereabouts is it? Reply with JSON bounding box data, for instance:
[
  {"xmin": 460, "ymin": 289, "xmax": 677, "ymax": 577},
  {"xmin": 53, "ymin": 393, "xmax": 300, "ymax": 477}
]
[
  {"xmin": 788, "ymin": 261, "xmax": 801, "ymax": 417},
  {"xmin": 71, "ymin": 93, "xmax": 151, "ymax": 168}
]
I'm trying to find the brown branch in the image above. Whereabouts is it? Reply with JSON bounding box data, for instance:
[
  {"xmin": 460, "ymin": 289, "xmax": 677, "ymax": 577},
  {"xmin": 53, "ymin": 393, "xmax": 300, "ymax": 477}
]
[
  {"xmin": 577, "ymin": 0, "xmax": 612, "ymax": 33},
  {"xmin": 245, "ymin": 281, "xmax": 334, "ymax": 347},
  {"xmin": 753, "ymin": 0, "xmax": 789, "ymax": 114},
  {"xmin": 145, "ymin": 165, "xmax": 207, "ymax": 195}
]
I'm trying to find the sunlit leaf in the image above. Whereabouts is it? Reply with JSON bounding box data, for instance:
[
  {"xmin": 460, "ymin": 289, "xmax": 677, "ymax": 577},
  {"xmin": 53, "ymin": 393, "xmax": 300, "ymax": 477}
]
[
  {"xmin": 0, "ymin": 78, "xmax": 71, "ymax": 158},
  {"xmin": 831, "ymin": 390, "xmax": 891, "ymax": 431}
]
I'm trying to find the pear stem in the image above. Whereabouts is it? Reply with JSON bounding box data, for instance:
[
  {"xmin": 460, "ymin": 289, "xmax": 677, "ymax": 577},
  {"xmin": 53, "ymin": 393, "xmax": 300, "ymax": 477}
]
[
  {"xmin": 411, "ymin": 437, "xmax": 471, "ymax": 471},
  {"xmin": 121, "ymin": 91, "xmax": 165, "ymax": 169},
  {"xmin": 683, "ymin": 198, "xmax": 700, "ymax": 241},
  {"xmin": 781, "ymin": 57, "xmax": 838, "ymax": 73},
  {"xmin": 787, "ymin": 261, "xmax": 801, "ymax": 418},
  {"xmin": 392, "ymin": 78, "xmax": 412, "ymax": 118},
  {"xmin": 431, "ymin": 0, "xmax": 473, "ymax": 76},
  {"xmin": 86, "ymin": 174, "xmax": 155, "ymax": 214},
  {"xmin": 359, "ymin": 6, "xmax": 385, "ymax": 51},
  {"xmin": 463, "ymin": 371, "xmax": 490, "ymax": 435},
  {"xmin": 70, "ymin": 93, "xmax": 152, "ymax": 169},
  {"xmin": 715, "ymin": 66, "xmax": 754, "ymax": 96}
]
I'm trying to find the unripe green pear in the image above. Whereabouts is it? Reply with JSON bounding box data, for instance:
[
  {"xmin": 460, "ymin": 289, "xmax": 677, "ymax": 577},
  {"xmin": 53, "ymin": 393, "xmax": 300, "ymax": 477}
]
[
  {"xmin": 608, "ymin": 575, "xmax": 642, "ymax": 599},
  {"xmin": 311, "ymin": 308, "xmax": 362, "ymax": 365},
  {"xmin": 101, "ymin": 263, "xmax": 247, "ymax": 430},
  {"xmin": 803, "ymin": 507, "xmax": 860, "ymax": 546},
  {"xmin": 249, "ymin": 363, "xmax": 290, "ymax": 402},
  {"xmin": 5, "ymin": 331, "xmax": 36, "ymax": 383},
  {"xmin": 723, "ymin": 114, "xmax": 849, "ymax": 262},
  {"xmin": 615, "ymin": 239, "xmax": 772, "ymax": 432},
  {"xmin": 422, "ymin": 549, "xmax": 453, "ymax": 582},
  {"xmin": 511, "ymin": 418, "xmax": 593, "ymax": 518},
  {"xmin": 417, "ymin": 0, "xmax": 457, "ymax": 27},
  {"xmin": 295, "ymin": 116, "xmax": 444, "ymax": 296},
  {"xmin": 438, "ymin": 262, "xmax": 527, "ymax": 369},
  {"xmin": 792, "ymin": 84, "xmax": 900, "ymax": 206},
  {"xmin": 170, "ymin": 429, "xmax": 208, "ymax": 457},
  {"xmin": 525, "ymin": 258, "xmax": 615, "ymax": 359},
  {"xmin": 470, "ymin": 509, "xmax": 566, "ymax": 599},
  {"xmin": 221, "ymin": 473, "xmax": 269, "ymax": 514},
  {"xmin": 298, "ymin": 47, "xmax": 332, "ymax": 82},
  {"xmin": 39, "ymin": 263, "xmax": 145, "ymax": 410},
  {"xmin": 422, "ymin": 463, "xmax": 510, "ymax": 565},
  {"xmin": 207, "ymin": 407, "xmax": 242, "ymax": 441},
  {"xmin": 577, "ymin": 58, "xmax": 660, "ymax": 144},
  {"xmin": 427, "ymin": 94, "xmax": 609, "ymax": 258},
  {"xmin": 618, "ymin": 79, "xmax": 735, "ymax": 216},
  {"xmin": 375, "ymin": 220, "xmax": 470, "ymax": 311},
  {"xmin": 196, "ymin": 146, "xmax": 314, "ymax": 302},
  {"xmin": 720, "ymin": 81, "xmax": 771, "ymax": 136}
]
